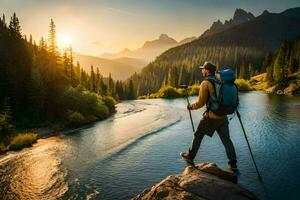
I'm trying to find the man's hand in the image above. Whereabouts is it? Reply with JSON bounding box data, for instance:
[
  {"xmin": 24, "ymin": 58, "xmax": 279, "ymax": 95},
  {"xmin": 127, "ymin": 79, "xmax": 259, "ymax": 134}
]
[{"xmin": 187, "ymin": 104, "xmax": 193, "ymax": 110}]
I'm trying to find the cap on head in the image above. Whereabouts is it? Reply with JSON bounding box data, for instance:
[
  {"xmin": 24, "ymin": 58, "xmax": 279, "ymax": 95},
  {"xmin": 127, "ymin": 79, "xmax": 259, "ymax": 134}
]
[{"xmin": 199, "ymin": 61, "xmax": 217, "ymax": 73}]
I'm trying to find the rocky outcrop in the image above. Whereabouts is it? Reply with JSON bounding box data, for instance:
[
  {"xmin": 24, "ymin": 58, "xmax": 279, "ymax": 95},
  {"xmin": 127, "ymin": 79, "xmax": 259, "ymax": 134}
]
[{"xmin": 132, "ymin": 163, "xmax": 258, "ymax": 200}]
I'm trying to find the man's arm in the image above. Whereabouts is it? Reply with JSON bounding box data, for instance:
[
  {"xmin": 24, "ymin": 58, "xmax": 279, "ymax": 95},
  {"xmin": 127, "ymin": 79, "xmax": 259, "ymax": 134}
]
[{"xmin": 189, "ymin": 81, "xmax": 209, "ymax": 110}]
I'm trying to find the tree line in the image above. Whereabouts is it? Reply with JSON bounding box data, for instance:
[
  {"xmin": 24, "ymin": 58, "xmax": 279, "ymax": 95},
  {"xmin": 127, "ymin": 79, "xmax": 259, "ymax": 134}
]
[
  {"xmin": 263, "ymin": 39, "xmax": 300, "ymax": 85},
  {"xmin": 128, "ymin": 35, "xmax": 300, "ymax": 96},
  {"xmin": 0, "ymin": 13, "xmax": 135, "ymax": 139}
]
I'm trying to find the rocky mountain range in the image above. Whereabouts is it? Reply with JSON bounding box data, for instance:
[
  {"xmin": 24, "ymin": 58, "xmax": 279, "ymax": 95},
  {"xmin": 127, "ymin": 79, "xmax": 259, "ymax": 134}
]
[
  {"xmin": 129, "ymin": 7, "xmax": 300, "ymax": 95},
  {"xmin": 100, "ymin": 34, "xmax": 197, "ymax": 61}
]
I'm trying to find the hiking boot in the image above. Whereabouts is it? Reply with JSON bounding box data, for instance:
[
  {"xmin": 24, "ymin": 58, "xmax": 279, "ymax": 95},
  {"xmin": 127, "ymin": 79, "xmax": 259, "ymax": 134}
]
[
  {"xmin": 228, "ymin": 159, "xmax": 238, "ymax": 171},
  {"xmin": 180, "ymin": 152, "xmax": 194, "ymax": 165}
]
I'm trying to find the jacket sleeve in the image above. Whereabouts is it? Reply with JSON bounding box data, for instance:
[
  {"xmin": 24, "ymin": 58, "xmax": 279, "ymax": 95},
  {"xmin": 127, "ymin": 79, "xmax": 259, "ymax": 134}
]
[{"xmin": 190, "ymin": 81, "xmax": 209, "ymax": 110}]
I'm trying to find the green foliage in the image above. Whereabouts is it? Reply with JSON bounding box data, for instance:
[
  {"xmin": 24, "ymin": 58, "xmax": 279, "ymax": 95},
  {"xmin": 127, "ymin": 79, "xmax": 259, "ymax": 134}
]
[
  {"xmin": 235, "ymin": 79, "xmax": 252, "ymax": 91},
  {"xmin": 8, "ymin": 133, "xmax": 38, "ymax": 151},
  {"xmin": 158, "ymin": 86, "xmax": 181, "ymax": 98},
  {"xmin": 139, "ymin": 85, "xmax": 186, "ymax": 99},
  {"xmin": 264, "ymin": 38, "xmax": 300, "ymax": 85},
  {"xmin": 0, "ymin": 143, "xmax": 6, "ymax": 153},
  {"xmin": 102, "ymin": 96, "xmax": 117, "ymax": 113},
  {"xmin": 188, "ymin": 84, "xmax": 200, "ymax": 96},
  {"xmin": 65, "ymin": 110, "xmax": 86, "ymax": 127},
  {"xmin": 0, "ymin": 98, "xmax": 15, "ymax": 138},
  {"xmin": 59, "ymin": 86, "xmax": 114, "ymax": 126}
]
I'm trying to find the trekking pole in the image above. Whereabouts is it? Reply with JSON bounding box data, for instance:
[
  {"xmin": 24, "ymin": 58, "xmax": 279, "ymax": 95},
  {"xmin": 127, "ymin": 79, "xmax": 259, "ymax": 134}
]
[
  {"xmin": 180, "ymin": 85, "xmax": 195, "ymax": 132},
  {"xmin": 236, "ymin": 110, "xmax": 262, "ymax": 180}
]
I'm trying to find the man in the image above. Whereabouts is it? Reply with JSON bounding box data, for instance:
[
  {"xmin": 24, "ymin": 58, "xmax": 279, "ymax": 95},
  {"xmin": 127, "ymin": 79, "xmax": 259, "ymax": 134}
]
[{"xmin": 180, "ymin": 61, "xmax": 237, "ymax": 170}]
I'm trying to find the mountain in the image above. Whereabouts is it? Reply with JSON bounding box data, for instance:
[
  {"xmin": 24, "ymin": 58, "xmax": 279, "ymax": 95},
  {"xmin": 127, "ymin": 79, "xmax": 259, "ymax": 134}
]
[
  {"xmin": 129, "ymin": 7, "xmax": 300, "ymax": 96},
  {"xmin": 100, "ymin": 34, "xmax": 197, "ymax": 61},
  {"xmin": 73, "ymin": 53, "xmax": 147, "ymax": 80},
  {"xmin": 201, "ymin": 8, "xmax": 255, "ymax": 37}
]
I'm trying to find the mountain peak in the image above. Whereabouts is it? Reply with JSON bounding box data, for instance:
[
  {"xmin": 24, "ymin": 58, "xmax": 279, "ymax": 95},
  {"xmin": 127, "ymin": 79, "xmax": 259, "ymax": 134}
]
[
  {"xmin": 233, "ymin": 8, "xmax": 255, "ymax": 23},
  {"xmin": 121, "ymin": 48, "xmax": 131, "ymax": 53},
  {"xmin": 201, "ymin": 8, "xmax": 255, "ymax": 37},
  {"xmin": 159, "ymin": 34, "xmax": 171, "ymax": 40},
  {"xmin": 262, "ymin": 10, "xmax": 270, "ymax": 16}
]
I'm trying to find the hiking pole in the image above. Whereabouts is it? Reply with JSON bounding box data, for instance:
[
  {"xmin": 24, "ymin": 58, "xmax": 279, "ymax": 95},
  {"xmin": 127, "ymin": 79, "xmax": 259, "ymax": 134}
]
[
  {"xmin": 180, "ymin": 85, "xmax": 195, "ymax": 132},
  {"xmin": 236, "ymin": 110, "xmax": 262, "ymax": 180}
]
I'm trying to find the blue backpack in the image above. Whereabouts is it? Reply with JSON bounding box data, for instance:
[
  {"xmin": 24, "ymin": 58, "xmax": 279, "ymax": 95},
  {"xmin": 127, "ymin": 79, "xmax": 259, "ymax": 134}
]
[{"xmin": 205, "ymin": 68, "xmax": 239, "ymax": 115}]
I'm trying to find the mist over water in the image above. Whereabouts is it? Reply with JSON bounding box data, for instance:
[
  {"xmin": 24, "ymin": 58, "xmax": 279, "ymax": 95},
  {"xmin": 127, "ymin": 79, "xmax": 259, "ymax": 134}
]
[{"xmin": 0, "ymin": 91, "xmax": 300, "ymax": 200}]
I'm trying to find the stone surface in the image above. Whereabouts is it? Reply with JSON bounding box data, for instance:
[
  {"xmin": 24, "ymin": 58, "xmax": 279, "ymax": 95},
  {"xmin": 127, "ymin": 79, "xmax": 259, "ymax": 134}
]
[{"xmin": 132, "ymin": 163, "xmax": 258, "ymax": 200}]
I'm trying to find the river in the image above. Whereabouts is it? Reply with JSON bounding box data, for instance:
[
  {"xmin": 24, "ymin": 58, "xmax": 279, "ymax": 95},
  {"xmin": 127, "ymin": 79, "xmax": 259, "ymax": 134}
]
[{"xmin": 0, "ymin": 91, "xmax": 300, "ymax": 200}]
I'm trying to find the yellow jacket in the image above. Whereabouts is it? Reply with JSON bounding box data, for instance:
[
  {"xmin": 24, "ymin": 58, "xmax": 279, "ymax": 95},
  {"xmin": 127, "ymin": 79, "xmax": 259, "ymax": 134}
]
[{"xmin": 190, "ymin": 80, "xmax": 225, "ymax": 119}]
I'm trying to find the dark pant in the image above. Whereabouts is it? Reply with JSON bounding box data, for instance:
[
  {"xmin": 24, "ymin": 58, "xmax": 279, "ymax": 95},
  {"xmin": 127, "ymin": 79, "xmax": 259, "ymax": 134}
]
[{"xmin": 188, "ymin": 116, "xmax": 237, "ymax": 161}]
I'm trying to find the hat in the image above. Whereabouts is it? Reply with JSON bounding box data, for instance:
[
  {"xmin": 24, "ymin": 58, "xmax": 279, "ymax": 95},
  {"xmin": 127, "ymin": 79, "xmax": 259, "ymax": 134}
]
[{"xmin": 199, "ymin": 61, "xmax": 217, "ymax": 72}]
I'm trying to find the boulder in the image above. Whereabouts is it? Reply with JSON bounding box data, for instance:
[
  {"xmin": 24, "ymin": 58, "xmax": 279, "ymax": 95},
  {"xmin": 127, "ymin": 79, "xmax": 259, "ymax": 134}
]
[{"xmin": 132, "ymin": 163, "xmax": 258, "ymax": 200}]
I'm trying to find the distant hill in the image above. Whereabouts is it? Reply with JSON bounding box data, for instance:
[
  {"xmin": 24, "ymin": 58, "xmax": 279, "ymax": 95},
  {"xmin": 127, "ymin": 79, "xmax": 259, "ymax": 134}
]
[
  {"xmin": 129, "ymin": 7, "xmax": 300, "ymax": 95},
  {"xmin": 73, "ymin": 53, "xmax": 147, "ymax": 80},
  {"xmin": 100, "ymin": 34, "xmax": 197, "ymax": 61}
]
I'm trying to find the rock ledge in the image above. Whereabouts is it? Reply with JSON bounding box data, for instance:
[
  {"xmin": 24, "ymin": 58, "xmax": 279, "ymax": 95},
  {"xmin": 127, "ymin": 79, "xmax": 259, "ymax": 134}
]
[{"xmin": 132, "ymin": 163, "xmax": 258, "ymax": 200}]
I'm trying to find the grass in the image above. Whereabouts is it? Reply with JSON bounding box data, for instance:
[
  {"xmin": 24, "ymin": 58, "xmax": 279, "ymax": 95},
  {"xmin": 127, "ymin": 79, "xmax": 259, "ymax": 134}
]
[
  {"xmin": 8, "ymin": 133, "xmax": 38, "ymax": 151},
  {"xmin": 250, "ymin": 73, "xmax": 269, "ymax": 90}
]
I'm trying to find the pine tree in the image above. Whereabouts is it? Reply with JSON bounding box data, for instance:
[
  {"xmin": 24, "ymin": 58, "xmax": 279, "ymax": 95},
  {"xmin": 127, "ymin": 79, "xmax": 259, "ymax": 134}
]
[
  {"xmin": 75, "ymin": 61, "xmax": 81, "ymax": 85},
  {"xmin": 90, "ymin": 65, "xmax": 95, "ymax": 92},
  {"xmin": 39, "ymin": 36, "xmax": 47, "ymax": 50},
  {"xmin": 127, "ymin": 80, "xmax": 135, "ymax": 100},
  {"xmin": 69, "ymin": 45, "xmax": 74, "ymax": 86},
  {"xmin": 29, "ymin": 34, "xmax": 33, "ymax": 44},
  {"xmin": 63, "ymin": 48, "xmax": 70, "ymax": 76},
  {"xmin": 48, "ymin": 19, "xmax": 57, "ymax": 56},
  {"xmin": 96, "ymin": 67, "xmax": 102, "ymax": 94},
  {"xmin": 9, "ymin": 12, "xmax": 21, "ymax": 38},
  {"xmin": 273, "ymin": 41, "xmax": 288, "ymax": 83},
  {"xmin": 107, "ymin": 73, "xmax": 115, "ymax": 96},
  {"xmin": 0, "ymin": 98, "xmax": 15, "ymax": 138},
  {"xmin": 262, "ymin": 51, "xmax": 273, "ymax": 73},
  {"xmin": 1, "ymin": 14, "xmax": 6, "ymax": 28}
]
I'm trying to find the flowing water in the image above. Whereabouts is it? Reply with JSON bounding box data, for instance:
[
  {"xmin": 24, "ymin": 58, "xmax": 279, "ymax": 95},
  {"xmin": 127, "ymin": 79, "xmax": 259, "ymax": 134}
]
[{"xmin": 0, "ymin": 91, "xmax": 300, "ymax": 200}]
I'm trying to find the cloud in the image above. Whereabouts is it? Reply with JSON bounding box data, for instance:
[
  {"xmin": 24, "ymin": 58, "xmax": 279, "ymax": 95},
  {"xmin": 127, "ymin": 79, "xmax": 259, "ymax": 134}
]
[
  {"xmin": 91, "ymin": 41, "xmax": 102, "ymax": 46},
  {"xmin": 102, "ymin": 6, "xmax": 137, "ymax": 17}
]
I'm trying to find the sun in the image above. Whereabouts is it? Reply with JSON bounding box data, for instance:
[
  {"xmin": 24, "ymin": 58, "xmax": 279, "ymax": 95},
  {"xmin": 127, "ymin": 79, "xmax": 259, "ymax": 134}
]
[{"xmin": 57, "ymin": 34, "xmax": 72, "ymax": 48}]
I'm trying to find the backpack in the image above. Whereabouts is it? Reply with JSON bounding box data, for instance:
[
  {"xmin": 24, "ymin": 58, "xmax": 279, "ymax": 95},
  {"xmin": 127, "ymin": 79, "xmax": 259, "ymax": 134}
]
[{"xmin": 205, "ymin": 68, "xmax": 239, "ymax": 115}]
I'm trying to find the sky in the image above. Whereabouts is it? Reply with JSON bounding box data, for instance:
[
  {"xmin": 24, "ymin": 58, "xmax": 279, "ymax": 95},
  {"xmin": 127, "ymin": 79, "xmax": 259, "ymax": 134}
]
[{"xmin": 1, "ymin": 0, "xmax": 300, "ymax": 56}]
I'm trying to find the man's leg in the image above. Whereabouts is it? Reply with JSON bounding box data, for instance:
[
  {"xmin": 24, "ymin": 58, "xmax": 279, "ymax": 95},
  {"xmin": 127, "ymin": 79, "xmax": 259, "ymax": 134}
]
[
  {"xmin": 216, "ymin": 119, "xmax": 237, "ymax": 162},
  {"xmin": 188, "ymin": 117, "xmax": 215, "ymax": 160},
  {"xmin": 188, "ymin": 127, "xmax": 205, "ymax": 160}
]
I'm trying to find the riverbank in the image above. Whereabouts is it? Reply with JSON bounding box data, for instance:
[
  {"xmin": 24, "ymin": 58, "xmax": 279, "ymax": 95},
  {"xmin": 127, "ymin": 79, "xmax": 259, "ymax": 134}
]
[
  {"xmin": 0, "ymin": 107, "xmax": 118, "ymax": 155},
  {"xmin": 250, "ymin": 73, "xmax": 300, "ymax": 95}
]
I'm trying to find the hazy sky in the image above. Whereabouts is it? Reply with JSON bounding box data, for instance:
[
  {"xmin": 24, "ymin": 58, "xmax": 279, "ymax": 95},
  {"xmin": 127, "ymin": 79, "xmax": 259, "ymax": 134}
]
[{"xmin": 1, "ymin": 0, "xmax": 300, "ymax": 55}]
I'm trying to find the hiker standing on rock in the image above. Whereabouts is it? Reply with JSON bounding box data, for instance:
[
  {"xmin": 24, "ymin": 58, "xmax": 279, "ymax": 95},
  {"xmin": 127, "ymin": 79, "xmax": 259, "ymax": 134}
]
[{"xmin": 180, "ymin": 61, "xmax": 238, "ymax": 170}]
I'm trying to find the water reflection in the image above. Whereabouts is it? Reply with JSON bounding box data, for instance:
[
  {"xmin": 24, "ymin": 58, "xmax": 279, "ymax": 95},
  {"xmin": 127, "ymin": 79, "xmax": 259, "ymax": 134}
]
[{"xmin": 0, "ymin": 137, "xmax": 68, "ymax": 200}]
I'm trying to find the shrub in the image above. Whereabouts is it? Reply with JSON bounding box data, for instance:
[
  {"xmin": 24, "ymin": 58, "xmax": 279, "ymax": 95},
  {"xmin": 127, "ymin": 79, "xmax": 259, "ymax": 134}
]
[
  {"xmin": 102, "ymin": 96, "xmax": 116, "ymax": 113},
  {"xmin": 189, "ymin": 84, "xmax": 200, "ymax": 96},
  {"xmin": 235, "ymin": 79, "xmax": 252, "ymax": 91},
  {"xmin": 0, "ymin": 143, "xmax": 6, "ymax": 153},
  {"xmin": 158, "ymin": 85, "xmax": 181, "ymax": 98},
  {"xmin": 9, "ymin": 133, "xmax": 38, "ymax": 151},
  {"xmin": 65, "ymin": 110, "xmax": 86, "ymax": 127},
  {"xmin": 59, "ymin": 87, "xmax": 113, "ymax": 123}
]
